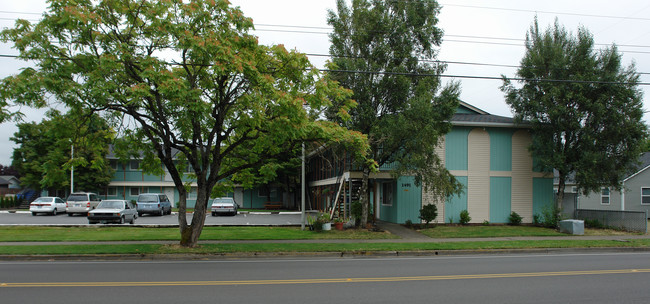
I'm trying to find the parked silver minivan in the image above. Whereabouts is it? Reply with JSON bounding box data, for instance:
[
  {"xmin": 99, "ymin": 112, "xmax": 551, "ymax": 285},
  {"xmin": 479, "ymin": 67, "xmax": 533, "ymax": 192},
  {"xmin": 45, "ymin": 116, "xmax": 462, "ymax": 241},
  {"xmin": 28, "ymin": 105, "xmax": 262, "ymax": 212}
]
[
  {"xmin": 136, "ymin": 193, "xmax": 172, "ymax": 216},
  {"xmin": 66, "ymin": 192, "xmax": 101, "ymax": 216}
]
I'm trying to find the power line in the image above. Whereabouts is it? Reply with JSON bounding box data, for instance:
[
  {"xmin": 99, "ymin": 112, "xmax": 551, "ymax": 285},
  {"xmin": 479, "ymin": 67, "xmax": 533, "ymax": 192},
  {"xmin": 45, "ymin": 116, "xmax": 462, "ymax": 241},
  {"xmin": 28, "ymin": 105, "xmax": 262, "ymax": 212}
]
[
  {"xmin": 2, "ymin": 13, "xmax": 650, "ymax": 50},
  {"xmin": 439, "ymin": 3, "xmax": 650, "ymax": 21},
  {"xmin": 0, "ymin": 53, "xmax": 647, "ymax": 86},
  {"xmin": 2, "ymin": 52, "xmax": 650, "ymax": 76},
  {"xmin": 321, "ymin": 69, "xmax": 650, "ymax": 86},
  {"xmin": 252, "ymin": 27, "xmax": 650, "ymax": 50}
]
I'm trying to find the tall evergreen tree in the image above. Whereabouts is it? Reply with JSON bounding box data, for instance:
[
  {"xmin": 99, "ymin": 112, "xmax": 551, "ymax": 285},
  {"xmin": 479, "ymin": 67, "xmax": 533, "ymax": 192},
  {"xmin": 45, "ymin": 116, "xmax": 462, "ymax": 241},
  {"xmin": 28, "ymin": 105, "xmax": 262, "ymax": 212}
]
[
  {"xmin": 327, "ymin": 0, "xmax": 462, "ymax": 225},
  {"xmin": 501, "ymin": 19, "xmax": 647, "ymax": 210}
]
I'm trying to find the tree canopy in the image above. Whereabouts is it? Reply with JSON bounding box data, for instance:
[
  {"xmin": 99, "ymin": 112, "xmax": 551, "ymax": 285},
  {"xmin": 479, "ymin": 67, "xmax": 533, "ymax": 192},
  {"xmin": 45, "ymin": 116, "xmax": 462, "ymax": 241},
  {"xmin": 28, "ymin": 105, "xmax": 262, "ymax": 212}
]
[
  {"xmin": 501, "ymin": 18, "xmax": 647, "ymax": 209},
  {"xmin": 11, "ymin": 110, "xmax": 114, "ymax": 193},
  {"xmin": 327, "ymin": 0, "xmax": 462, "ymax": 225},
  {"xmin": 1, "ymin": 0, "xmax": 368, "ymax": 247}
]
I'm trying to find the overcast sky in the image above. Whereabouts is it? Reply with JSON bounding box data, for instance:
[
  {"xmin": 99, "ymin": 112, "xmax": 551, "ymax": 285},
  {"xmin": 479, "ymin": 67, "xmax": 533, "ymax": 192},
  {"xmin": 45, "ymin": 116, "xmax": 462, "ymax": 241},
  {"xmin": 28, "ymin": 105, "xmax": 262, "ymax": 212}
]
[{"xmin": 1, "ymin": 0, "xmax": 649, "ymax": 165}]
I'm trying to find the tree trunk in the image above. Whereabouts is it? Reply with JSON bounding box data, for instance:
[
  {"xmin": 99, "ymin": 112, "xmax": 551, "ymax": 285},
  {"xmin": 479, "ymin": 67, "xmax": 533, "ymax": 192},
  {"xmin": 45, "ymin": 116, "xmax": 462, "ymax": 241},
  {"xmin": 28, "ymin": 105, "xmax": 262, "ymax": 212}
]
[
  {"xmin": 556, "ymin": 174, "xmax": 566, "ymax": 218},
  {"xmin": 360, "ymin": 166, "xmax": 370, "ymax": 227},
  {"xmin": 179, "ymin": 186, "xmax": 210, "ymax": 248}
]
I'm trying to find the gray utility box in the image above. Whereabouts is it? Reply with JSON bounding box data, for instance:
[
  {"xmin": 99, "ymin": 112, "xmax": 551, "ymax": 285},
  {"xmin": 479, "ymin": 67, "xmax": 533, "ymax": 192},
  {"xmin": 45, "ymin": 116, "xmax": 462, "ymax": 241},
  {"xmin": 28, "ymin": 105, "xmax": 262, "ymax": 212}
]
[{"xmin": 559, "ymin": 219, "xmax": 584, "ymax": 235}]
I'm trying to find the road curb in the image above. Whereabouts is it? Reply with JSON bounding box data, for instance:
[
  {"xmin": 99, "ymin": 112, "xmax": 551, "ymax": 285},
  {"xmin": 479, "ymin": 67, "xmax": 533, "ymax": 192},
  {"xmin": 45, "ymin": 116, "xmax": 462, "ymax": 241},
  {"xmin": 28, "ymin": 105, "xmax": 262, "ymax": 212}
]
[{"xmin": 2, "ymin": 246, "xmax": 650, "ymax": 261}]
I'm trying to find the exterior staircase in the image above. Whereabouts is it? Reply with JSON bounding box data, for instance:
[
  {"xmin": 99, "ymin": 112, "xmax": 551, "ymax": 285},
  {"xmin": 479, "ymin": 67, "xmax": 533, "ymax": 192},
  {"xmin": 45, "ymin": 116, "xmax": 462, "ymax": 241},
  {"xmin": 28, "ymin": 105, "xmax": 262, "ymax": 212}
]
[{"xmin": 331, "ymin": 178, "xmax": 362, "ymax": 219}]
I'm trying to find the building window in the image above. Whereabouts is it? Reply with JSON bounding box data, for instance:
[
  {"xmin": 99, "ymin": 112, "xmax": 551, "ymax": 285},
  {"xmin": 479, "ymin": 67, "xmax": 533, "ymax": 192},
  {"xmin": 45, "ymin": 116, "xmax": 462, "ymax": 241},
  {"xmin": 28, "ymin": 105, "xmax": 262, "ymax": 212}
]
[
  {"xmin": 642, "ymin": 188, "xmax": 650, "ymax": 205},
  {"xmin": 130, "ymin": 160, "xmax": 140, "ymax": 171},
  {"xmin": 107, "ymin": 187, "xmax": 117, "ymax": 196},
  {"xmin": 382, "ymin": 182, "xmax": 393, "ymax": 206},
  {"xmin": 109, "ymin": 159, "xmax": 118, "ymax": 170},
  {"xmin": 601, "ymin": 188, "xmax": 610, "ymax": 205},
  {"xmin": 188, "ymin": 187, "xmax": 197, "ymax": 199},
  {"xmin": 130, "ymin": 187, "xmax": 140, "ymax": 196},
  {"xmin": 258, "ymin": 187, "xmax": 277, "ymax": 198}
]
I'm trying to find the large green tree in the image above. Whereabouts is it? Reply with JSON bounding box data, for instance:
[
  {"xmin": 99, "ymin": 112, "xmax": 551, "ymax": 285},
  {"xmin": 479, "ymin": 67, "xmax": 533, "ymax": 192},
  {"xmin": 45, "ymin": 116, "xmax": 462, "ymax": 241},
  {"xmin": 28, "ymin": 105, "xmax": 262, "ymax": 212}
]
[
  {"xmin": 501, "ymin": 19, "xmax": 647, "ymax": 210},
  {"xmin": 11, "ymin": 110, "xmax": 114, "ymax": 193},
  {"xmin": 1, "ymin": 0, "xmax": 368, "ymax": 247},
  {"xmin": 327, "ymin": 0, "xmax": 461, "ymax": 225}
]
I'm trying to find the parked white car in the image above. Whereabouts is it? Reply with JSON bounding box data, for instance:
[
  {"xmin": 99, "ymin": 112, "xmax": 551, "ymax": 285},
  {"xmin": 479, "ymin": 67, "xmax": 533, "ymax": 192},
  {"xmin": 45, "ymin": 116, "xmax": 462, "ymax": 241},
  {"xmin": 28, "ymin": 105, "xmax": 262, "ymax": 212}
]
[
  {"xmin": 87, "ymin": 200, "xmax": 137, "ymax": 224},
  {"xmin": 30, "ymin": 197, "xmax": 66, "ymax": 216},
  {"xmin": 211, "ymin": 197, "xmax": 238, "ymax": 216}
]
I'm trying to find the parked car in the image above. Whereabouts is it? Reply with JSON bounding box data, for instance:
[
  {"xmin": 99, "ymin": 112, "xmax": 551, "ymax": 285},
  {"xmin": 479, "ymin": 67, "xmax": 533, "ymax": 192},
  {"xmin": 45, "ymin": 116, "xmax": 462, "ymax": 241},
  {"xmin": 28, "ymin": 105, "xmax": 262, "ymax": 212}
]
[
  {"xmin": 88, "ymin": 200, "xmax": 137, "ymax": 224},
  {"xmin": 136, "ymin": 193, "xmax": 172, "ymax": 216},
  {"xmin": 211, "ymin": 197, "xmax": 238, "ymax": 216},
  {"xmin": 66, "ymin": 192, "xmax": 101, "ymax": 216},
  {"xmin": 29, "ymin": 197, "xmax": 66, "ymax": 216}
]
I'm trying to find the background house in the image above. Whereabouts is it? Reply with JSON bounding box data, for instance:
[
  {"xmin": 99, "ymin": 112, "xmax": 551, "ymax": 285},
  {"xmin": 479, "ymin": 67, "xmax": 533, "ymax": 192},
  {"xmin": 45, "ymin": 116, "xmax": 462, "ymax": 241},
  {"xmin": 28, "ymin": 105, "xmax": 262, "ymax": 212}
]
[
  {"xmin": 0, "ymin": 176, "xmax": 20, "ymax": 189},
  {"xmin": 557, "ymin": 152, "xmax": 650, "ymax": 218},
  {"xmin": 307, "ymin": 102, "xmax": 555, "ymax": 224}
]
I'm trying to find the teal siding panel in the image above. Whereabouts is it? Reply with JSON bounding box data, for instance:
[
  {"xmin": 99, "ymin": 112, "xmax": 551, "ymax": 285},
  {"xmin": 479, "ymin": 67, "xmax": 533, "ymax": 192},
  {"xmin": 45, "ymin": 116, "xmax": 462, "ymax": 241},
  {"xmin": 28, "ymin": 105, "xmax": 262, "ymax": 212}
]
[
  {"xmin": 379, "ymin": 180, "xmax": 398, "ymax": 223},
  {"xmin": 123, "ymin": 171, "xmax": 142, "ymax": 181},
  {"xmin": 533, "ymin": 178, "xmax": 554, "ymax": 216},
  {"xmin": 490, "ymin": 177, "xmax": 512, "ymax": 223},
  {"xmin": 396, "ymin": 176, "xmax": 421, "ymax": 224},
  {"xmin": 446, "ymin": 127, "xmax": 471, "ymax": 170},
  {"xmin": 488, "ymin": 129, "xmax": 513, "ymax": 171},
  {"xmin": 445, "ymin": 176, "xmax": 468, "ymax": 223},
  {"xmin": 142, "ymin": 173, "xmax": 161, "ymax": 182},
  {"xmin": 112, "ymin": 171, "xmax": 125, "ymax": 181}
]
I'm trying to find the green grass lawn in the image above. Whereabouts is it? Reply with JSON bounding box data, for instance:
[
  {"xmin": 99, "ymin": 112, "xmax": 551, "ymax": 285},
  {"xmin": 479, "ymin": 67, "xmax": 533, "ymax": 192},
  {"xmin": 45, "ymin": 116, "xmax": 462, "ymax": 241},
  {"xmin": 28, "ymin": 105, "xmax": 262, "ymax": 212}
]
[{"xmin": 0, "ymin": 226, "xmax": 397, "ymax": 242}]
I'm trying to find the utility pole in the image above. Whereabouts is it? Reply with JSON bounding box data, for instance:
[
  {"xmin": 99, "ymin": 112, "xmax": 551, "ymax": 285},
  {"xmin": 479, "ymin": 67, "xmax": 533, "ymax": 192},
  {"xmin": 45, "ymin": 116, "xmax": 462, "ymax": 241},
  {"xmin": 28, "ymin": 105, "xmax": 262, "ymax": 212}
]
[
  {"xmin": 301, "ymin": 143, "xmax": 305, "ymax": 230},
  {"xmin": 70, "ymin": 144, "xmax": 74, "ymax": 194}
]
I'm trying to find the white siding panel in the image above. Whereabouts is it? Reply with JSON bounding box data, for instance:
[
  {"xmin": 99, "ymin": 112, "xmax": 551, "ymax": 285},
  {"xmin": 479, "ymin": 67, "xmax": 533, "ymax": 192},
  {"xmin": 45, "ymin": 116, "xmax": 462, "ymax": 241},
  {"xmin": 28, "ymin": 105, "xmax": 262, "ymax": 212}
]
[
  {"xmin": 423, "ymin": 138, "xmax": 446, "ymax": 223},
  {"xmin": 468, "ymin": 128, "xmax": 490, "ymax": 223},
  {"xmin": 511, "ymin": 130, "xmax": 533, "ymax": 222}
]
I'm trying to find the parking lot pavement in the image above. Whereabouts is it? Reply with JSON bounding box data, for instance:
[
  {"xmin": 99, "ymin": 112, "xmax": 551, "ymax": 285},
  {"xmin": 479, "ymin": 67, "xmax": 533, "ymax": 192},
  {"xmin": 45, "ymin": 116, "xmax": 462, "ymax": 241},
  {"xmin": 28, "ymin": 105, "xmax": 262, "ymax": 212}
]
[{"xmin": 0, "ymin": 211, "xmax": 306, "ymax": 226}]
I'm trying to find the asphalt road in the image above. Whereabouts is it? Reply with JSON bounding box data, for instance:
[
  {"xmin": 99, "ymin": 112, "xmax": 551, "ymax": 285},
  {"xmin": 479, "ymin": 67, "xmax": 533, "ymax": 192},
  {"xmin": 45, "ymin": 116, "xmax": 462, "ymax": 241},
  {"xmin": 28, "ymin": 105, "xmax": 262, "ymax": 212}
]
[
  {"xmin": 0, "ymin": 211, "xmax": 305, "ymax": 226},
  {"xmin": 2, "ymin": 252, "xmax": 650, "ymax": 303}
]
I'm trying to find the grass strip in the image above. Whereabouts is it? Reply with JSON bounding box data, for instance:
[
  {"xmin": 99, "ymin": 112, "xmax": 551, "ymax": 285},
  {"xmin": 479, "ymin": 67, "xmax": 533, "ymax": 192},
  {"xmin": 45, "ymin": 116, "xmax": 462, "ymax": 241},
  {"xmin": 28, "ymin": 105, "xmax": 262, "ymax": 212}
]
[
  {"xmin": 0, "ymin": 226, "xmax": 397, "ymax": 242},
  {"xmin": 418, "ymin": 225, "xmax": 641, "ymax": 238},
  {"xmin": 419, "ymin": 226, "xmax": 567, "ymax": 238},
  {"xmin": 0, "ymin": 239, "xmax": 649, "ymax": 255}
]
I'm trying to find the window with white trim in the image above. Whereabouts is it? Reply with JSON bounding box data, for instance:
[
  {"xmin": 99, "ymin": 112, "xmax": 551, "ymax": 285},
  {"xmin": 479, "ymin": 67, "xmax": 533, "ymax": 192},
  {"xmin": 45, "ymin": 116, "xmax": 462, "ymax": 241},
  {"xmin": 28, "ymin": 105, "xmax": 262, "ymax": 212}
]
[
  {"xmin": 107, "ymin": 187, "xmax": 117, "ymax": 196},
  {"xmin": 258, "ymin": 187, "xmax": 277, "ymax": 198},
  {"xmin": 109, "ymin": 159, "xmax": 118, "ymax": 170},
  {"xmin": 601, "ymin": 187, "xmax": 610, "ymax": 205},
  {"xmin": 130, "ymin": 187, "xmax": 140, "ymax": 196},
  {"xmin": 130, "ymin": 160, "xmax": 140, "ymax": 171},
  {"xmin": 642, "ymin": 188, "xmax": 650, "ymax": 205},
  {"xmin": 188, "ymin": 187, "xmax": 197, "ymax": 199}
]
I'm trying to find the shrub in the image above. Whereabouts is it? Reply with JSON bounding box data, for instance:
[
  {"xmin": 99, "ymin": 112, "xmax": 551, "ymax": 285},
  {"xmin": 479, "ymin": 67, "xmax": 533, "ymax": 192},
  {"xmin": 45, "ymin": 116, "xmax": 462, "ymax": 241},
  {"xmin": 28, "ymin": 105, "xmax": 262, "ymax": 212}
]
[
  {"xmin": 508, "ymin": 211, "xmax": 522, "ymax": 226},
  {"xmin": 459, "ymin": 210, "xmax": 471, "ymax": 225},
  {"xmin": 419, "ymin": 204, "xmax": 438, "ymax": 227},
  {"xmin": 447, "ymin": 216, "xmax": 453, "ymax": 224},
  {"xmin": 482, "ymin": 220, "xmax": 490, "ymax": 226},
  {"xmin": 350, "ymin": 200, "xmax": 362, "ymax": 227},
  {"xmin": 404, "ymin": 219, "xmax": 413, "ymax": 229},
  {"xmin": 584, "ymin": 218, "xmax": 604, "ymax": 229},
  {"xmin": 535, "ymin": 204, "xmax": 561, "ymax": 228}
]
